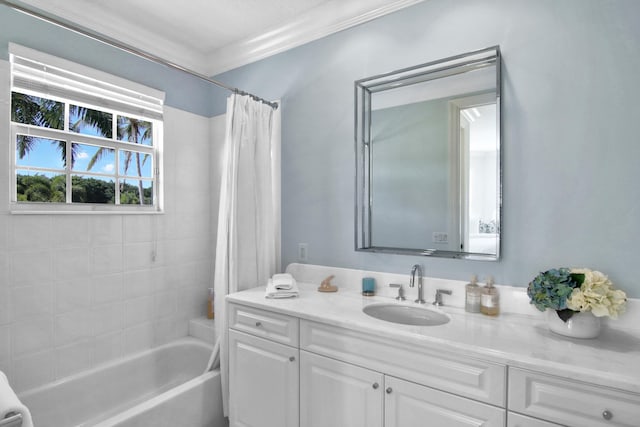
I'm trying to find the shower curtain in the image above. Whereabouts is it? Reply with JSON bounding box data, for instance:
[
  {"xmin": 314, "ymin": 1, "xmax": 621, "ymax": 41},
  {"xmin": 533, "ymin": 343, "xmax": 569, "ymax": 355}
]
[{"xmin": 213, "ymin": 94, "xmax": 281, "ymax": 416}]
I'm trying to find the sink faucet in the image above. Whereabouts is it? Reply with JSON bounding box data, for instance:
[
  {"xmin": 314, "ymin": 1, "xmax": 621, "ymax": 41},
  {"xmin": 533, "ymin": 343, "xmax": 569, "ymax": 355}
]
[{"xmin": 410, "ymin": 264, "xmax": 425, "ymax": 304}]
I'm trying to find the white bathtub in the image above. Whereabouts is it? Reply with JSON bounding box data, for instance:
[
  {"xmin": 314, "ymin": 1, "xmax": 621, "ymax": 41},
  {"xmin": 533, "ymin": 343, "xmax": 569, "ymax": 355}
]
[{"xmin": 18, "ymin": 337, "xmax": 227, "ymax": 427}]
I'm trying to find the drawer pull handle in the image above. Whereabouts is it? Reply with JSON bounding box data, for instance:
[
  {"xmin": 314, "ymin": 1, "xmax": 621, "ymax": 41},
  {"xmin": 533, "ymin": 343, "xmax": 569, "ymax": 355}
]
[
  {"xmin": 255, "ymin": 321, "xmax": 262, "ymax": 327},
  {"xmin": 372, "ymin": 383, "xmax": 379, "ymax": 390},
  {"xmin": 602, "ymin": 410, "xmax": 613, "ymax": 420},
  {"xmin": 386, "ymin": 387, "xmax": 393, "ymax": 394},
  {"xmin": 289, "ymin": 356, "xmax": 295, "ymax": 362}
]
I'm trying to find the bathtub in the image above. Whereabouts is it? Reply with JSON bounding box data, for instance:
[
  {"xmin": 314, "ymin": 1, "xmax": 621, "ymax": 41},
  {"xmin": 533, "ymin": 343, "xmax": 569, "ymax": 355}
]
[{"xmin": 18, "ymin": 337, "xmax": 227, "ymax": 427}]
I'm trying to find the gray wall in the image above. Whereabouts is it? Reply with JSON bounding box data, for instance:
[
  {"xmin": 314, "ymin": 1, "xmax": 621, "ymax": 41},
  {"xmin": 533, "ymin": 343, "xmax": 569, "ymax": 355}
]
[{"xmin": 214, "ymin": 0, "xmax": 640, "ymax": 297}]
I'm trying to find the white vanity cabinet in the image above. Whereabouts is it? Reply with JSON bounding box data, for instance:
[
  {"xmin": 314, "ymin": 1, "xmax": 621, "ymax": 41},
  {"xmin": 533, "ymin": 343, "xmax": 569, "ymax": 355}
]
[
  {"xmin": 227, "ymin": 297, "xmax": 640, "ymax": 427},
  {"xmin": 299, "ymin": 319, "xmax": 506, "ymax": 406},
  {"xmin": 228, "ymin": 304, "xmax": 300, "ymax": 427},
  {"xmin": 300, "ymin": 350, "xmax": 504, "ymax": 427},
  {"xmin": 299, "ymin": 319, "xmax": 506, "ymax": 427}
]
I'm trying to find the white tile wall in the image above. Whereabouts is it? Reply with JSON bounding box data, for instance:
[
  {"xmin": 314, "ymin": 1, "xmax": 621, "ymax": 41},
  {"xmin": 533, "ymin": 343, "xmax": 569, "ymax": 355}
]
[
  {"xmin": 123, "ymin": 269, "xmax": 153, "ymax": 299},
  {"xmin": 54, "ymin": 309, "xmax": 93, "ymax": 346},
  {"xmin": 0, "ymin": 90, "xmax": 221, "ymax": 393},
  {"xmin": 124, "ymin": 323, "xmax": 154, "ymax": 354},
  {"xmin": 53, "ymin": 248, "xmax": 90, "ymax": 281},
  {"xmin": 92, "ymin": 331, "xmax": 124, "ymax": 366},
  {"xmin": 11, "ymin": 316, "xmax": 54, "ymax": 357},
  {"xmin": 10, "ymin": 216, "xmax": 52, "ymax": 250},
  {"xmin": 56, "ymin": 278, "xmax": 91, "ymax": 313},
  {"xmin": 91, "ymin": 273, "xmax": 123, "ymax": 305},
  {"xmin": 92, "ymin": 303, "xmax": 124, "ymax": 336},
  {"xmin": 11, "ymin": 250, "xmax": 53, "ymax": 286},
  {"xmin": 56, "ymin": 339, "xmax": 93, "ymax": 378},
  {"xmin": 11, "ymin": 350, "xmax": 55, "ymax": 392},
  {"xmin": 124, "ymin": 296, "xmax": 154, "ymax": 327},
  {"xmin": 9, "ymin": 285, "xmax": 54, "ymax": 321},
  {"xmin": 0, "ymin": 287, "xmax": 9, "ymax": 325},
  {"xmin": 0, "ymin": 326, "xmax": 9, "ymax": 362},
  {"xmin": 51, "ymin": 216, "xmax": 89, "ymax": 248},
  {"xmin": 91, "ymin": 245, "xmax": 123, "ymax": 276},
  {"xmin": 90, "ymin": 216, "xmax": 123, "ymax": 246}
]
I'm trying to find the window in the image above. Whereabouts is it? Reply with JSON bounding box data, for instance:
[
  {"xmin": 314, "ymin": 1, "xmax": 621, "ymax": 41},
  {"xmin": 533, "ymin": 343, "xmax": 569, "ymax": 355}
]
[{"xmin": 9, "ymin": 44, "xmax": 164, "ymax": 212}]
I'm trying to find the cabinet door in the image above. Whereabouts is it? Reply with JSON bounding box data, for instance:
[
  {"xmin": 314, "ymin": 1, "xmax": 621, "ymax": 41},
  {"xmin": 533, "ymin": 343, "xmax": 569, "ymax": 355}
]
[
  {"xmin": 385, "ymin": 376, "xmax": 505, "ymax": 427},
  {"xmin": 229, "ymin": 329, "xmax": 299, "ymax": 427},
  {"xmin": 300, "ymin": 351, "xmax": 383, "ymax": 427}
]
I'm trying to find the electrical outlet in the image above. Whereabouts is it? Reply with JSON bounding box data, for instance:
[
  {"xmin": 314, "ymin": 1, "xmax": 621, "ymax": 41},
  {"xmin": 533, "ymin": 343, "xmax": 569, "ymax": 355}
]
[
  {"xmin": 432, "ymin": 232, "xmax": 448, "ymax": 244},
  {"xmin": 298, "ymin": 243, "xmax": 308, "ymax": 262}
]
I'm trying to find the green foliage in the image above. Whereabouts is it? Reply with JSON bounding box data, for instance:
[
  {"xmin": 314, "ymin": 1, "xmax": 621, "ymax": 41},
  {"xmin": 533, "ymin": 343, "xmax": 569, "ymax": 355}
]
[
  {"xmin": 527, "ymin": 268, "xmax": 585, "ymax": 312},
  {"xmin": 17, "ymin": 174, "xmax": 152, "ymax": 205},
  {"xmin": 72, "ymin": 176, "xmax": 115, "ymax": 204},
  {"xmin": 120, "ymin": 182, "xmax": 153, "ymax": 205},
  {"xmin": 16, "ymin": 174, "xmax": 65, "ymax": 202}
]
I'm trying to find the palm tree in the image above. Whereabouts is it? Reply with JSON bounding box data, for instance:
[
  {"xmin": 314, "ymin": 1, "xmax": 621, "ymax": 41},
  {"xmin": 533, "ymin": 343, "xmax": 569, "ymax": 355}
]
[
  {"xmin": 84, "ymin": 115, "xmax": 151, "ymax": 205},
  {"xmin": 117, "ymin": 117, "xmax": 151, "ymax": 205},
  {"xmin": 11, "ymin": 93, "xmax": 78, "ymax": 167}
]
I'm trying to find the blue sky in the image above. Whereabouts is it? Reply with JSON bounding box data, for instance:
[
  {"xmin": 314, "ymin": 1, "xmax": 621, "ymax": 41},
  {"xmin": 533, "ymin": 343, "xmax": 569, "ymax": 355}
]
[
  {"xmin": 16, "ymin": 139, "xmax": 152, "ymax": 178},
  {"xmin": 16, "ymin": 126, "xmax": 152, "ymax": 178}
]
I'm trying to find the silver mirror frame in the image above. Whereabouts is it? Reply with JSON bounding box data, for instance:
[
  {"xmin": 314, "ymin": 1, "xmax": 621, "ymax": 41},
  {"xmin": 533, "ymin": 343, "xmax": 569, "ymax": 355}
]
[{"xmin": 354, "ymin": 46, "xmax": 502, "ymax": 261}]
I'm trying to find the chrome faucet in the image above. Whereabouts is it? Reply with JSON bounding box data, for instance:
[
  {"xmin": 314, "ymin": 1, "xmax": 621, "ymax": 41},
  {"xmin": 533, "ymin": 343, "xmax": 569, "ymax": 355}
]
[
  {"xmin": 389, "ymin": 283, "xmax": 406, "ymax": 301},
  {"xmin": 410, "ymin": 264, "xmax": 425, "ymax": 304},
  {"xmin": 433, "ymin": 289, "xmax": 452, "ymax": 306}
]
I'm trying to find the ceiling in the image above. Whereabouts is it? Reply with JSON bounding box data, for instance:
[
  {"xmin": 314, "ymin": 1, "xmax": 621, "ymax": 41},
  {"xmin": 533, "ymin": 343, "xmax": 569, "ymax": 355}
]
[{"xmin": 16, "ymin": 0, "xmax": 425, "ymax": 76}]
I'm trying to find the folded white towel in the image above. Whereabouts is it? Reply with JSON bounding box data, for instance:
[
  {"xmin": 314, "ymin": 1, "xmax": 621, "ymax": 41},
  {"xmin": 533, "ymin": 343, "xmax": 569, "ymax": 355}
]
[
  {"xmin": 0, "ymin": 371, "xmax": 34, "ymax": 427},
  {"xmin": 272, "ymin": 273, "xmax": 296, "ymax": 290},
  {"xmin": 265, "ymin": 277, "xmax": 299, "ymax": 299}
]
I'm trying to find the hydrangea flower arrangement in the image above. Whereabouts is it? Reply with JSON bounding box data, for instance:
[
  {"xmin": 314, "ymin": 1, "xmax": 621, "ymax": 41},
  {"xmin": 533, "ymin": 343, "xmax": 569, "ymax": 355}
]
[{"xmin": 527, "ymin": 268, "xmax": 627, "ymax": 322}]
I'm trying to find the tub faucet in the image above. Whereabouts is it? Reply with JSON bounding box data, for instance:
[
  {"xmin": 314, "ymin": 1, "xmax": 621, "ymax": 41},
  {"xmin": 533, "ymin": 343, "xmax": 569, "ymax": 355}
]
[{"xmin": 410, "ymin": 264, "xmax": 425, "ymax": 304}]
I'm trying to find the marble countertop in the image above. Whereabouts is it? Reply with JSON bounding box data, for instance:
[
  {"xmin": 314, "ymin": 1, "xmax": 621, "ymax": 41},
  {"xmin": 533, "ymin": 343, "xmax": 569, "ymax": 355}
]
[{"xmin": 227, "ymin": 283, "xmax": 640, "ymax": 395}]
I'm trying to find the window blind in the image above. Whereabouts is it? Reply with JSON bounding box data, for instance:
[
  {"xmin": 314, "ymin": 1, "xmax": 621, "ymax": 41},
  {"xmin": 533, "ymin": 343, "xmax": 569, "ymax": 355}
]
[{"xmin": 9, "ymin": 43, "xmax": 165, "ymax": 120}]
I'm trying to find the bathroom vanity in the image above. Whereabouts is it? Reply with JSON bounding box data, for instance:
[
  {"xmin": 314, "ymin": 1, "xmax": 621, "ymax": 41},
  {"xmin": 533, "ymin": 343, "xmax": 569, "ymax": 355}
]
[{"xmin": 227, "ymin": 279, "xmax": 640, "ymax": 427}]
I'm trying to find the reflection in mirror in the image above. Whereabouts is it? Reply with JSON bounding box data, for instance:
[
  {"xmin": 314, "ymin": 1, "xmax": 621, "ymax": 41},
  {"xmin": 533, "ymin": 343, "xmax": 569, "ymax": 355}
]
[{"xmin": 355, "ymin": 47, "xmax": 501, "ymax": 260}]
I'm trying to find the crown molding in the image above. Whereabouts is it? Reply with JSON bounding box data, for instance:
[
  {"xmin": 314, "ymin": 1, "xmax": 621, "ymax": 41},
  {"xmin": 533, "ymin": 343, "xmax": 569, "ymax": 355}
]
[
  {"xmin": 205, "ymin": 0, "xmax": 426, "ymax": 76},
  {"xmin": 13, "ymin": 0, "xmax": 426, "ymax": 77}
]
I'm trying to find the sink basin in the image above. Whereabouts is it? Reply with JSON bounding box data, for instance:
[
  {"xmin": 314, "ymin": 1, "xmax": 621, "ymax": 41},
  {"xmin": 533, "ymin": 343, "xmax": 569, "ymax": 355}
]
[{"xmin": 363, "ymin": 303, "xmax": 450, "ymax": 326}]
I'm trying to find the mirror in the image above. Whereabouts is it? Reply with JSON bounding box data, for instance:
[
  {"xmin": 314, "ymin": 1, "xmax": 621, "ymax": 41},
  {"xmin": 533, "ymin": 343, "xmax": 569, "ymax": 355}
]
[{"xmin": 355, "ymin": 47, "xmax": 501, "ymax": 260}]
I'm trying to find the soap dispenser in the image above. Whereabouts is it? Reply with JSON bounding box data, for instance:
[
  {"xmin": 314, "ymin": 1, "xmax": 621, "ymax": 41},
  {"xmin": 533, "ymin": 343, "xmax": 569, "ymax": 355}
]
[
  {"xmin": 480, "ymin": 276, "xmax": 500, "ymax": 316},
  {"xmin": 465, "ymin": 275, "xmax": 481, "ymax": 313}
]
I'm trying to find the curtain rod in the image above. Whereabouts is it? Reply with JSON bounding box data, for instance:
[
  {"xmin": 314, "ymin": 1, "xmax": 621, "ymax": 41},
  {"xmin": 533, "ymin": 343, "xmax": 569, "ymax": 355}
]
[{"xmin": 0, "ymin": 0, "xmax": 278, "ymax": 109}]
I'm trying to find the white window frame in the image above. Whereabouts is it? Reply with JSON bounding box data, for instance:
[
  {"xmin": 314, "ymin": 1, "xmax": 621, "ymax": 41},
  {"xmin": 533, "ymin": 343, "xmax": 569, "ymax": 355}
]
[{"xmin": 9, "ymin": 43, "xmax": 164, "ymax": 214}]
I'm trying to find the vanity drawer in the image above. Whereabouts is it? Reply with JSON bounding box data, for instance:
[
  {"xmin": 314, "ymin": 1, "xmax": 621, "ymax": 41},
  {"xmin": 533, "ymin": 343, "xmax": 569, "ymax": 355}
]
[
  {"xmin": 228, "ymin": 303, "xmax": 299, "ymax": 347},
  {"xmin": 508, "ymin": 412, "xmax": 562, "ymax": 427},
  {"xmin": 509, "ymin": 368, "xmax": 640, "ymax": 427},
  {"xmin": 300, "ymin": 319, "xmax": 506, "ymax": 407}
]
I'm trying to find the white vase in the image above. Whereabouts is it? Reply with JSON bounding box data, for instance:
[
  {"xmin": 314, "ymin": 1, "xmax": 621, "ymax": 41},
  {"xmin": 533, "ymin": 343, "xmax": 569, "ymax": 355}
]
[{"xmin": 545, "ymin": 309, "xmax": 601, "ymax": 339}]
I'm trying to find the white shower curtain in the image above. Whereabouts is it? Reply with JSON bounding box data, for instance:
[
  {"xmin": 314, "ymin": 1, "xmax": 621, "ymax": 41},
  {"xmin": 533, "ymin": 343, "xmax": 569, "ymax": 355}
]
[{"xmin": 213, "ymin": 94, "xmax": 281, "ymax": 416}]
